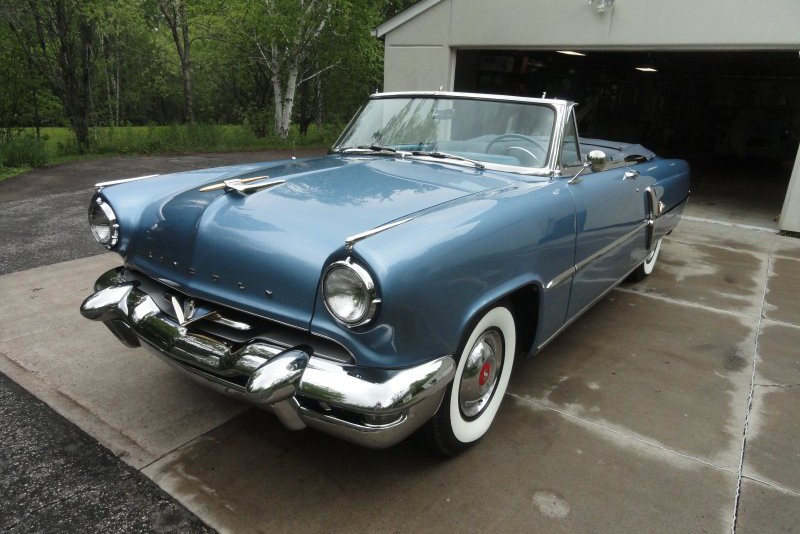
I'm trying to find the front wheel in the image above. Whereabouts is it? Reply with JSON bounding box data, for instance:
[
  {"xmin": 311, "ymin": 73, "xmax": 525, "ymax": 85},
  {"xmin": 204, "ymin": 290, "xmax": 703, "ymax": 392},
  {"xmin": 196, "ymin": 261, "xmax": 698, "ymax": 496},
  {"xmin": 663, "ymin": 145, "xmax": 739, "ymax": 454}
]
[
  {"xmin": 422, "ymin": 305, "xmax": 516, "ymax": 457},
  {"xmin": 628, "ymin": 237, "xmax": 663, "ymax": 282}
]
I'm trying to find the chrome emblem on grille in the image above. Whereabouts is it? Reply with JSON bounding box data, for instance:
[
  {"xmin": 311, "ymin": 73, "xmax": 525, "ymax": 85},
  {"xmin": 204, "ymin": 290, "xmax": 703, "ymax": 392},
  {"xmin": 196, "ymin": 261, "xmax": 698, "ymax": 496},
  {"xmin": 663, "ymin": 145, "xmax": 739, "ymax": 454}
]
[
  {"xmin": 170, "ymin": 296, "xmax": 208, "ymax": 326},
  {"xmin": 165, "ymin": 293, "xmax": 252, "ymax": 330},
  {"xmin": 183, "ymin": 299, "xmax": 196, "ymax": 321}
]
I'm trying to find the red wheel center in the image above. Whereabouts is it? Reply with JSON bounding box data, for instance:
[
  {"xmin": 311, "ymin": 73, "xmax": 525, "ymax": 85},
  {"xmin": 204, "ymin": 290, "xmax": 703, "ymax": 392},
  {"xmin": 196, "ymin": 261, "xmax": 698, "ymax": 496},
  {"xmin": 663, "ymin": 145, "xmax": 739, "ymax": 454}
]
[{"xmin": 479, "ymin": 362, "xmax": 492, "ymax": 386}]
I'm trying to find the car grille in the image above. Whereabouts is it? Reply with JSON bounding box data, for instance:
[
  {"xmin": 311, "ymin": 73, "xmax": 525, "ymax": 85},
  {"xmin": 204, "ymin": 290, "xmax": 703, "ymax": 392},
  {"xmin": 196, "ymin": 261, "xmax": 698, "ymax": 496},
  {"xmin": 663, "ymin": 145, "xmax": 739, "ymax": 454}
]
[{"xmin": 121, "ymin": 266, "xmax": 355, "ymax": 365}]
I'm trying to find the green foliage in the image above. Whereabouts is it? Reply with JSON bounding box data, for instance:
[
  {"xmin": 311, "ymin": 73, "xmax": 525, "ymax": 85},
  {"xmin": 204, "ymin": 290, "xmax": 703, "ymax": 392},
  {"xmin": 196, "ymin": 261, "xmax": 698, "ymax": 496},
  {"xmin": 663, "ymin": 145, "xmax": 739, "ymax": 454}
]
[
  {"xmin": 0, "ymin": 0, "xmax": 417, "ymax": 161},
  {"xmin": 0, "ymin": 135, "xmax": 49, "ymax": 168},
  {"xmin": 48, "ymin": 124, "xmax": 339, "ymax": 157}
]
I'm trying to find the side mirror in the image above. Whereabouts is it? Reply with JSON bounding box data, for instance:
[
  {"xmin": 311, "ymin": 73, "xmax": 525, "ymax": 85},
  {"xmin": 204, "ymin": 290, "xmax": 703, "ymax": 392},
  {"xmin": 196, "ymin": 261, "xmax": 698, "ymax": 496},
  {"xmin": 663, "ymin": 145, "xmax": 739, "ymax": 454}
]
[
  {"xmin": 587, "ymin": 150, "xmax": 607, "ymax": 171},
  {"xmin": 567, "ymin": 149, "xmax": 609, "ymax": 184}
]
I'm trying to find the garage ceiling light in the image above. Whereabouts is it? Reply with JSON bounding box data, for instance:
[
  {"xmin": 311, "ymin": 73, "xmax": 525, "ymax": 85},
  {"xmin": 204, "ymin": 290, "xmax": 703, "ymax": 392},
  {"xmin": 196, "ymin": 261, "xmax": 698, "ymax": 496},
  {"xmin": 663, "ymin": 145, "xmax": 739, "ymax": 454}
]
[
  {"xmin": 556, "ymin": 51, "xmax": 586, "ymax": 57},
  {"xmin": 589, "ymin": 0, "xmax": 615, "ymax": 13},
  {"xmin": 636, "ymin": 67, "xmax": 658, "ymax": 72}
]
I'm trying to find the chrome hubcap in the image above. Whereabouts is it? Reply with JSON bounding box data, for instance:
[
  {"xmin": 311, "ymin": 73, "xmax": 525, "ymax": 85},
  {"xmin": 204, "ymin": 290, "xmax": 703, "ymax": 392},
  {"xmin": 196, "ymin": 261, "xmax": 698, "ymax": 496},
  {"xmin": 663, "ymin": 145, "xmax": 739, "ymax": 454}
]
[{"xmin": 459, "ymin": 329, "xmax": 503, "ymax": 418}]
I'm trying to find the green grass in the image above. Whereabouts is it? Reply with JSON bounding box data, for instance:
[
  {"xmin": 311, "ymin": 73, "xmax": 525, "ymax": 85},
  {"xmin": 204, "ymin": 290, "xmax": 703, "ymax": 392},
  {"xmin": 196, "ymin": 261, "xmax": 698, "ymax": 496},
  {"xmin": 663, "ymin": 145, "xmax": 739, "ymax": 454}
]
[
  {"xmin": 1, "ymin": 123, "xmax": 339, "ymax": 180},
  {"xmin": 0, "ymin": 166, "xmax": 31, "ymax": 181}
]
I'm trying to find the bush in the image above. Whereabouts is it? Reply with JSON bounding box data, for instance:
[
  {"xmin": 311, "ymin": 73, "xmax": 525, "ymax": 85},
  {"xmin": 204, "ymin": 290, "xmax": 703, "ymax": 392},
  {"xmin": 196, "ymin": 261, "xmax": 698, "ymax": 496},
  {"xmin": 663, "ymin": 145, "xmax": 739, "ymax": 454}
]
[
  {"xmin": 46, "ymin": 123, "xmax": 341, "ymax": 160},
  {"xmin": 0, "ymin": 134, "xmax": 48, "ymax": 168}
]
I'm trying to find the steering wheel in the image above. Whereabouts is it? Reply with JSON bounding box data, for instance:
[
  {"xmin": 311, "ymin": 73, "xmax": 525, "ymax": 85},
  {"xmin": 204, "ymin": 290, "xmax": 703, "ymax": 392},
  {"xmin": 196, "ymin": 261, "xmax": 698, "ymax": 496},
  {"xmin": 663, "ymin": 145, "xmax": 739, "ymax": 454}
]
[{"xmin": 486, "ymin": 134, "xmax": 548, "ymax": 166}]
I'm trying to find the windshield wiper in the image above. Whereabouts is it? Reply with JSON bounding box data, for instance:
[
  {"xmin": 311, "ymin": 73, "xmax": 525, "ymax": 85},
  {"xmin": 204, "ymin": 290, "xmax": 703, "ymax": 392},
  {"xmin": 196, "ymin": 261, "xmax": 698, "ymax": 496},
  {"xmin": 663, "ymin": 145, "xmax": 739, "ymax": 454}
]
[
  {"xmin": 339, "ymin": 144, "xmax": 399, "ymax": 154},
  {"xmin": 410, "ymin": 150, "xmax": 485, "ymax": 170}
]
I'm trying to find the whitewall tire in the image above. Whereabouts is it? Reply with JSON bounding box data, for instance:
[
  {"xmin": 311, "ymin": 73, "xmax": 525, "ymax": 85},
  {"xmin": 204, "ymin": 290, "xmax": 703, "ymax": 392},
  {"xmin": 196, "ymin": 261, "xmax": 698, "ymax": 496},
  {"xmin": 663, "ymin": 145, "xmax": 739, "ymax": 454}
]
[
  {"xmin": 422, "ymin": 304, "xmax": 516, "ymax": 456},
  {"xmin": 629, "ymin": 238, "xmax": 662, "ymax": 282}
]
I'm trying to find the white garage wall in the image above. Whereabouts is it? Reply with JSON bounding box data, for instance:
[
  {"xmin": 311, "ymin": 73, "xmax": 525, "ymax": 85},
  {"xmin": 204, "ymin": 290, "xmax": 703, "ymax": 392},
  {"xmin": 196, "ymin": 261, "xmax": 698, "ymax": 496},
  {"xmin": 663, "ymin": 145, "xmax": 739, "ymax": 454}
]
[
  {"xmin": 447, "ymin": 0, "xmax": 800, "ymax": 50},
  {"xmin": 381, "ymin": 0, "xmax": 800, "ymax": 92},
  {"xmin": 377, "ymin": 0, "xmax": 800, "ymax": 232}
]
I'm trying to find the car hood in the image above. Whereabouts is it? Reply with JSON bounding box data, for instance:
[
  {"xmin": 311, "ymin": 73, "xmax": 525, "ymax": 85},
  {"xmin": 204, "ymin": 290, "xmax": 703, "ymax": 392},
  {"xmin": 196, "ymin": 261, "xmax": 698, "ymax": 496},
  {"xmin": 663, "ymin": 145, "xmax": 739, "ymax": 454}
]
[{"xmin": 117, "ymin": 156, "xmax": 516, "ymax": 328}]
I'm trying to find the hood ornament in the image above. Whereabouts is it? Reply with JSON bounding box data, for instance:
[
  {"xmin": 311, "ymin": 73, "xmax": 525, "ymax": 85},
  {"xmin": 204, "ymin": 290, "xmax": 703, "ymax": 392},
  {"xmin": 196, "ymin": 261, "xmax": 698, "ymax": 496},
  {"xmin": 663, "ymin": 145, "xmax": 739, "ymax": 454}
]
[{"xmin": 199, "ymin": 176, "xmax": 285, "ymax": 195}]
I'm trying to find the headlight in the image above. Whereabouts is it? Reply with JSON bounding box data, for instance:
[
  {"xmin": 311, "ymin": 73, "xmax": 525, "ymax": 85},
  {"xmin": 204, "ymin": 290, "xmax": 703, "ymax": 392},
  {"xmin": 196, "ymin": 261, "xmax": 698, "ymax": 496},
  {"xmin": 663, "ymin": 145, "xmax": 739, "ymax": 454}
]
[
  {"xmin": 323, "ymin": 260, "xmax": 379, "ymax": 327},
  {"xmin": 88, "ymin": 198, "xmax": 119, "ymax": 248}
]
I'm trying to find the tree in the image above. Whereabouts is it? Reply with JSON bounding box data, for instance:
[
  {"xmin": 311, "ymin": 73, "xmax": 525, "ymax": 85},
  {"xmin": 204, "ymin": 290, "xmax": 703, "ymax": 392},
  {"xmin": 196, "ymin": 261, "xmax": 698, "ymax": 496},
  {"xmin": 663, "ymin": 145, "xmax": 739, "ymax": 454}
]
[
  {"xmin": 208, "ymin": 0, "xmax": 345, "ymax": 138},
  {"xmin": 0, "ymin": 23, "xmax": 57, "ymax": 136},
  {"xmin": 155, "ymin": 0, "xmax": 194, "ymax": 123},
  {"xmin": 2, "ymin": 0, "xmax": 100, "ymax": 150},
  {"xmin": 0, "ymin": 0, "xmax": 420, "ymax": 141}
]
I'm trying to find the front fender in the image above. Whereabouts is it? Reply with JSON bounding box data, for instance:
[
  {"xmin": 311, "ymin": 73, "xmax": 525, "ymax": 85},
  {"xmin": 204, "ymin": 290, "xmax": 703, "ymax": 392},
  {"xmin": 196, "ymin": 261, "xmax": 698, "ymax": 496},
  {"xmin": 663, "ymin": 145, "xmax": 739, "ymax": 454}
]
[{"xmin": 310, "ymin": 179, "xmax": 576, "ymax": 368}]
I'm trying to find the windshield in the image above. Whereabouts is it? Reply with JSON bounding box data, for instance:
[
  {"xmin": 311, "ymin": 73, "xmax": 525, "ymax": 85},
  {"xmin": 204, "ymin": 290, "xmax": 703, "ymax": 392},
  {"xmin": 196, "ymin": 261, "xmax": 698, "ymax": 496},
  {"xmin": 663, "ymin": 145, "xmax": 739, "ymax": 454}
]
[{"xmin": 334, "ymin": 97, "xmax": 556, "ymax": 171}]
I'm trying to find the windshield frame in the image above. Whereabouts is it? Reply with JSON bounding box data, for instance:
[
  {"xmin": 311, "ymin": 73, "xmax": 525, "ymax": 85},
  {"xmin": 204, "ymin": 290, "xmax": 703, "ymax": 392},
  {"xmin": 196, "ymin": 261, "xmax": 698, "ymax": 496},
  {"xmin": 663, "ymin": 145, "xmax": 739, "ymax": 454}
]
[{"xmin": 331, "ymin": 92, "xmax": 570, "ymax": 176}]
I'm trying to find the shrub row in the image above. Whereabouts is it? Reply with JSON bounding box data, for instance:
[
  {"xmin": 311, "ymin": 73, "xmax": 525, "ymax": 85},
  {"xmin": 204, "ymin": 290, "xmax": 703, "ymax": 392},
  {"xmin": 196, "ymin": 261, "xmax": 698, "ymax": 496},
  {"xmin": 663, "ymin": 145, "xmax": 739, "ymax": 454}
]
[
  {"xmin": 0, "ymin": 135, "xmax": 48, "ymax": 168},
  {"xmin": 0, "ymin": 123, "xmax": 340, "ymax": 171},
  {"xmin": 55, "ymin": 123, "xmax": 339, "ymax": 157}
]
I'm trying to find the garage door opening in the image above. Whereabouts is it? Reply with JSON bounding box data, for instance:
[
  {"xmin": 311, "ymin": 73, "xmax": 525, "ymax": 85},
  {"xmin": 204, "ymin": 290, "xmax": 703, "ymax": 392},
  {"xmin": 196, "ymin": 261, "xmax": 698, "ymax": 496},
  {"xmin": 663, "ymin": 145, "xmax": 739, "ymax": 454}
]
[{"xmin": 454, "ymin": 49, "xmax": 800, "ymax": 229}]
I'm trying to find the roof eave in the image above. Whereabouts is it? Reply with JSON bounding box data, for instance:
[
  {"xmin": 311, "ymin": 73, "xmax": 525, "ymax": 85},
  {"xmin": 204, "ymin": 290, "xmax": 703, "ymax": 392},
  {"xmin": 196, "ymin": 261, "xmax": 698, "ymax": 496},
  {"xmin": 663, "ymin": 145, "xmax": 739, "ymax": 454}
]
[{"xmin": 373, "ymin": 0, "xmax": 444, "ymax": 39}]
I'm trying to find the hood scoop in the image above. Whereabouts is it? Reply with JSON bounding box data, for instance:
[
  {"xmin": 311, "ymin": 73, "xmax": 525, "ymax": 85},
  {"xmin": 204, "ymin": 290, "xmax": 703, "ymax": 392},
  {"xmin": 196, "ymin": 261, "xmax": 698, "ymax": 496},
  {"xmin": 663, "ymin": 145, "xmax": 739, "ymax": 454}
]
[{"xmin": 198, "ymin": 176, "xmax": 286, "ymax": 195}]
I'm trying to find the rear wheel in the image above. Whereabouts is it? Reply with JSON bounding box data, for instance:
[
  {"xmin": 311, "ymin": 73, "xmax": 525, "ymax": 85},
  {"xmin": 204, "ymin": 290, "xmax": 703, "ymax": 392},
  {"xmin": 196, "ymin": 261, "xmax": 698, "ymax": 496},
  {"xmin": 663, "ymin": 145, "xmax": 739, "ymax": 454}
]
[
  {"xmin": 422, "ymin": 305, "xmax": 516, "ymax": 457},
  {"xmin": 628, "ymin": 238, "xmax": 663, "ymax": 282}
]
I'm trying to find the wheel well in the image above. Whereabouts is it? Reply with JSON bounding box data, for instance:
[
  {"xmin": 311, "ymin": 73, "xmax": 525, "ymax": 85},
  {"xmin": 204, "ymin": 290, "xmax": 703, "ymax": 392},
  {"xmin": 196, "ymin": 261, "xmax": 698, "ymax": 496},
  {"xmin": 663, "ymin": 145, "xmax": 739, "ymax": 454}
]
[{"xmin": 507, "ymin": 284, "xmax": 539, "ymax": 357}]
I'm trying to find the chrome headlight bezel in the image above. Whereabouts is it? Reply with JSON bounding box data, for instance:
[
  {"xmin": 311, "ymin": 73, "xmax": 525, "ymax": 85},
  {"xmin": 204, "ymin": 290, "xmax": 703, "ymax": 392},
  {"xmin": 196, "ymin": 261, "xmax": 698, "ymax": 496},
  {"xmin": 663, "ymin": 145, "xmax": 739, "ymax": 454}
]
[
  {"xmin": 88, "ymin": 197, "xmax": 119, "ymax": 249},
  {"xmin": 322, "ymin": 260, "xmax": 380, "ymax": 328}
]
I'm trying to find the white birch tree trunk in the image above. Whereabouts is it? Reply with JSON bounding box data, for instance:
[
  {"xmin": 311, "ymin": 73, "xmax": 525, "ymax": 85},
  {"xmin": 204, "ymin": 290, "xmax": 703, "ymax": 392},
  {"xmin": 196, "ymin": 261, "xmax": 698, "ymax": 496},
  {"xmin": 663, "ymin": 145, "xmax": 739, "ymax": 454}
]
[
  {"xmin": 246, "ymin": 0, "xmax": 332, "ymax": 138},
  {"xmin": 278, "ymin": 64, "xmax": 298, "ymax": 137},
  {"xmin": 272, "ymin": 64, "xmax": 299, "ymax": 138}
]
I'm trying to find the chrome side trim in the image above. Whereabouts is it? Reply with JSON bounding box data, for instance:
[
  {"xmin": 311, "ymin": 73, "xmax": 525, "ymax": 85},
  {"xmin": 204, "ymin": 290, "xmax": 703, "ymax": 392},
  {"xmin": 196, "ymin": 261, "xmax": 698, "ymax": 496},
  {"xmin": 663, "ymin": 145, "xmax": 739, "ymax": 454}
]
[
  {"xmin": 545, "ymin": 220, "xmax": 649, "ymax": 290},
  {"xmin": 95, "ymin": 174, "xmax": 159, "ymax": 191},
  {"xmin": 546, "ymin": 266, "xmax": 576, "ymax": 290},
  {"xmin": 575, "ymin": 221, "xmax": 650, "ymax": 273},
  {"xmin": 344, "ymin": 217, "xmax": 413, "ymax": 252},
  {"xmin": 537, "ymin": 259, "xmax": 645, "ymax": 352}
]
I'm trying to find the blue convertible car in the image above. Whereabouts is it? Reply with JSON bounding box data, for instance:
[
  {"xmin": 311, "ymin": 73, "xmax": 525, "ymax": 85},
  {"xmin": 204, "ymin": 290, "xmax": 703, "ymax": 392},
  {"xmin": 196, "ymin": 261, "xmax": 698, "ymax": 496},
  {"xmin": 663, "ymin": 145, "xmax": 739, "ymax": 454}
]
[{"xmin": 80, "ymin": 92, "xmax": 689, "ymax": 455}]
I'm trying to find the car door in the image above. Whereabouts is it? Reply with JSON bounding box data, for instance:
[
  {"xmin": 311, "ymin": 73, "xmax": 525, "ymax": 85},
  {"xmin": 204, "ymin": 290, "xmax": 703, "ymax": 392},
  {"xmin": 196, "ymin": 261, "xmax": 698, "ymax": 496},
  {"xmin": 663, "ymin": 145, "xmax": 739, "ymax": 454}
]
[{"xmin": 560, "ymin": 112, "xmax": 651, "ymax": 320}]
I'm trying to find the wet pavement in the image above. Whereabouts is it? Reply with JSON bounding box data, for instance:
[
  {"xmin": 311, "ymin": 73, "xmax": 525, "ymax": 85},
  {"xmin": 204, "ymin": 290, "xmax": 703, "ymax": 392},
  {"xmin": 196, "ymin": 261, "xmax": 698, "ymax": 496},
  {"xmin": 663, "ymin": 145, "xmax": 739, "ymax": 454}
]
[{"xmin": 1, "ymin": 154, "xmax": 799, "ymax": 533}]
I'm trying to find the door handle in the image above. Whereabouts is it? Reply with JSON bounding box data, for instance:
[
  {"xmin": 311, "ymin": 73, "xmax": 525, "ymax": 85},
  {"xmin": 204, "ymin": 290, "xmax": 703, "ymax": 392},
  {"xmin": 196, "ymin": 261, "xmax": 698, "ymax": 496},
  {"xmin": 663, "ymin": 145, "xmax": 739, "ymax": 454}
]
[{"xmin": 623, "ymin": 170, "xmax": 639, "ymax": 180}]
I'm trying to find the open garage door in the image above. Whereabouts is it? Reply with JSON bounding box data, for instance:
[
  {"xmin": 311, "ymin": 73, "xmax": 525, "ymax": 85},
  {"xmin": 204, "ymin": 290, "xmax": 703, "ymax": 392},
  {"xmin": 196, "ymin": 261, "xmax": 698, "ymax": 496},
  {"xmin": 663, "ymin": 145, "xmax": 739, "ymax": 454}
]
[{"xmin": 454, "ymin": 50, "xmax": 800, "ymax": 229}]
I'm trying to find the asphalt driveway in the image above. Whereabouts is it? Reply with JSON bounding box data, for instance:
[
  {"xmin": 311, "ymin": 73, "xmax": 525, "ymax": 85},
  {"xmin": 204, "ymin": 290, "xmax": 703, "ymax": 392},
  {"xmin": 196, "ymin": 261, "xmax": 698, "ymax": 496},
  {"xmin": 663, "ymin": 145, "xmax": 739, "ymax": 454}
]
[
  {"xmin": 1, "ymin": 152, "xmax": 799, "ymax": 533},
  {"xmin": 0, "ymin": 148, "xmax": 325, "ymax": 275}
]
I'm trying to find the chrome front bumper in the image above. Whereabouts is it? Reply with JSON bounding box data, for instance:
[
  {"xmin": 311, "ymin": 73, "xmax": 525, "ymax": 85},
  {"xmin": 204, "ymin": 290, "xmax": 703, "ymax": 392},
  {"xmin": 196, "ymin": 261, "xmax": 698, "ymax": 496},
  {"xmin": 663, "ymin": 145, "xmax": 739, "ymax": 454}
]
[{"xmin": 80, "ymin": 268, "xmax": 455, "ymax": 448}]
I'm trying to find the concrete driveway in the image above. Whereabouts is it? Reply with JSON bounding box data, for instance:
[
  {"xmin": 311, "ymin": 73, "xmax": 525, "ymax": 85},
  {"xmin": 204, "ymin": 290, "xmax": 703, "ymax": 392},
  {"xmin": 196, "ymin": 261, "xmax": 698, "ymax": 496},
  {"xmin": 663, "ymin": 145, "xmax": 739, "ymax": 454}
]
[{"xmin": 1, "ymin": 153, "xmax": 799, "ymax": 533}]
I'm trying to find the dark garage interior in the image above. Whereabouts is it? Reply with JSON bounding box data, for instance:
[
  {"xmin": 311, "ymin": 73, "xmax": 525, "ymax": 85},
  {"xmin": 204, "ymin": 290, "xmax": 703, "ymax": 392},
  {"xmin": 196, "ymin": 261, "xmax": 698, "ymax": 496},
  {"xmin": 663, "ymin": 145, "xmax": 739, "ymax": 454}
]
[{"xmin": 454, "ymin": 49, "xmax": 800, "ymax": 228}]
